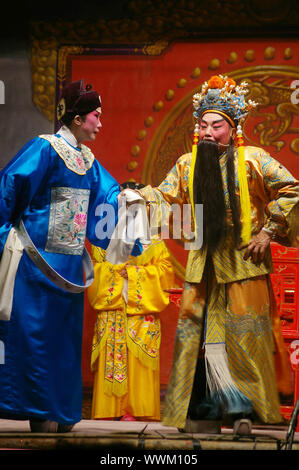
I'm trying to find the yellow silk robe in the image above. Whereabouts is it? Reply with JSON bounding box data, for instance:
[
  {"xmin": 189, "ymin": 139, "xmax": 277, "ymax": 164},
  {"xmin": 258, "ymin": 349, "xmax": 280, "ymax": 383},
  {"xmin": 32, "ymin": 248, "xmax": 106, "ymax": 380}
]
[
  {"xmin": 87, "ymin": 239, "xmax": 174, "ymax": 420},
  {"xmin": 141, "ymin": 147, "xmax": 299, "ymax": 283},
  {"xmin": 140, "ymin": 146, "xmax": 299, "ymax": 428}
]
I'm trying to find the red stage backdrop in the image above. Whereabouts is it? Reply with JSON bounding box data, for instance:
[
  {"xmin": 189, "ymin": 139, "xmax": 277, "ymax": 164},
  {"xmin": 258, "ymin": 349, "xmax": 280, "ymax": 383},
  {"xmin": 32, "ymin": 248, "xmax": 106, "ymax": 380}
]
[{"xmin": 60, "ymin": 39, "xmax": 299, "ymax": 388}]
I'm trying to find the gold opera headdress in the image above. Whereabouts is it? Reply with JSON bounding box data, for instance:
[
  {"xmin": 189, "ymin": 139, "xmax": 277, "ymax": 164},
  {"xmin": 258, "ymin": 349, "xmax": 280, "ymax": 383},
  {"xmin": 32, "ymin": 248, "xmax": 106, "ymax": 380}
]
[{"xmin": 190, "ymin": 75, "xmax": 257, "ymax": 245}]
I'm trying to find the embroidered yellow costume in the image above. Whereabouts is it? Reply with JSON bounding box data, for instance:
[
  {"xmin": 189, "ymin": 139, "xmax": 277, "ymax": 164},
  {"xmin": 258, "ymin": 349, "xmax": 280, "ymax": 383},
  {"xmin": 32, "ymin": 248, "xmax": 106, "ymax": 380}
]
[
  {"xmin": 140, "ymin": 75, "xmax": 299, "ymax": 429},
  {"xmin": 87, "ymin": 239, "xmax": 174, "ymax": 420}
]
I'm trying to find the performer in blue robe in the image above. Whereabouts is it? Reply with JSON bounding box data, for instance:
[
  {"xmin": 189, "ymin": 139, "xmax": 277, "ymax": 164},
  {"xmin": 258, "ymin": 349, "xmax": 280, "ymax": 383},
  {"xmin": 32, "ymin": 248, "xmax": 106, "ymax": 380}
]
[{"xmin": 0, "ymin": 80, "xmax": 120, "ymax": 432}]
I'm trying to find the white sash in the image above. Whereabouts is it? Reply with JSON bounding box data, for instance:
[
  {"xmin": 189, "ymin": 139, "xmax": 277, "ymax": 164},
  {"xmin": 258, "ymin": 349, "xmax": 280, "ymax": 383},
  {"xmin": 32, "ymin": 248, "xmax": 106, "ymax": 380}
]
[{"xmin": 0, "ymin": 228, "xmax": 24, "ymax": 321}]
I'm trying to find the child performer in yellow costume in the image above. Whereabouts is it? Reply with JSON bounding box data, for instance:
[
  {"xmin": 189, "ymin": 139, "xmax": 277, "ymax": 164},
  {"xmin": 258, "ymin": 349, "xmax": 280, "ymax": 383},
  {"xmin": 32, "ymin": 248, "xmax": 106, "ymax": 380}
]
[{"xmin": 87, "ymin": 184, "xmax": 175, "ymax": 420}]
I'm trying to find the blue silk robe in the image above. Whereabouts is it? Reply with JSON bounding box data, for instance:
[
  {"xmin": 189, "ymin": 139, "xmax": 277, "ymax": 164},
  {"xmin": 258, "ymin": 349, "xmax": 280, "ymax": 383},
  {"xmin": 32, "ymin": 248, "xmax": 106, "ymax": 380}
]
[{"xmin": 0, "ymin": 133, "xmax": 120, "ymax": 425}]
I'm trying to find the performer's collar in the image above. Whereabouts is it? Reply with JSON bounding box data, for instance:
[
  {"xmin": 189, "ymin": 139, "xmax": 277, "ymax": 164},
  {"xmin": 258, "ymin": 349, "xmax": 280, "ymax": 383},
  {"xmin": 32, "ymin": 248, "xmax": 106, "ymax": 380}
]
[{"xmin": 57, "ymin": 125, "xmax": 81, "ymax": 150}]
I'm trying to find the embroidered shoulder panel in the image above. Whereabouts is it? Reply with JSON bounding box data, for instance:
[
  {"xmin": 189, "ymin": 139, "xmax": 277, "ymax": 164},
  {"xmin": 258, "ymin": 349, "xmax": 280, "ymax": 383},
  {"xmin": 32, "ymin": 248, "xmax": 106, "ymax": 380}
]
[{"xmin": 39, "ymin": 134, "xmax": 95, "ymax": 175}]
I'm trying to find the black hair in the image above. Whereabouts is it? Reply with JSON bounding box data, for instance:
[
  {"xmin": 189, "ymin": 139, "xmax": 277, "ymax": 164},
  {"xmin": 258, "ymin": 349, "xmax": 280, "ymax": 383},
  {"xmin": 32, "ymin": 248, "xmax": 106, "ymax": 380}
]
[{"xmin": 120, "ymin": 181, "xmax": 145, "ymax": 191}]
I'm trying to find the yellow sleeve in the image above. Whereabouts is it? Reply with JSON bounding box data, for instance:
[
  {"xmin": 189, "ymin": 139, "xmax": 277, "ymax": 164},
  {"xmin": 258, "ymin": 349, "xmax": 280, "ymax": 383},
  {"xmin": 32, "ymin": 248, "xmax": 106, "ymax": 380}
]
[
  {"xmin": 257, "ymin": 151, "xmax": 299, "ymax": 246},
  {"xmin": 139, "ymin": 154, "xmax": 192, "ymax": 238},
  {"xmin": 126, "ymin": 240, "xmax": 175, "ymax": 315},
  {"xmin": 87, "ymin": 245, "xmax": 125, "ymax": 310}
]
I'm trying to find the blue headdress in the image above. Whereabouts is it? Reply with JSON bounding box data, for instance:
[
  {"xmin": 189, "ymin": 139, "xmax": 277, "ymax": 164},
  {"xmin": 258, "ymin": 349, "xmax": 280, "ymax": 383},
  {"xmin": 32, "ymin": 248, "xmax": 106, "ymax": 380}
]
[{"xmin": 193, "ymin": 75, "xmax": 256, "ymax": 127}]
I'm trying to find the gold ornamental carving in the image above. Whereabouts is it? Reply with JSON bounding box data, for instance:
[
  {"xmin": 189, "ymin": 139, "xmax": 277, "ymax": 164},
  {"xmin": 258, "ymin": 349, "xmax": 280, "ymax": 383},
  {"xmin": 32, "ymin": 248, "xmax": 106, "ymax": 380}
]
[
  {"xmin": 31, "ymin": 42, "xmax": 85, "ymax": 121},
  {"xmin": 142, "ymin": 40, "xmax": 169, "ymax": 56},
  {"xmin": 30, "ymin": 0, "xmax": 299, "ymax": 122},
  {"xmin": 31, "ymin": 38, "xmax": 57, "ymax": 121},
  {"xmin": 30, "ymin": 37, "xmax": 169, "ymax": 122},
  {"xmin": 229, "ymin": 66, "xmax": 299, "ymax": 153},
  {"xmin": 57, "ymin": 46, "xmax": 85, "ymax": 90}
]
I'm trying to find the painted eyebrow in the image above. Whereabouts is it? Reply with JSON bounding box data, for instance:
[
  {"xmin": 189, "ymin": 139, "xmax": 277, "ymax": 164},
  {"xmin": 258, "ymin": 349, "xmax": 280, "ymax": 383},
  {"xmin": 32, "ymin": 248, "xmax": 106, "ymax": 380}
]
[{"xmin": 201, "ymin": 118, "xmax": 225, "ymax": 125}]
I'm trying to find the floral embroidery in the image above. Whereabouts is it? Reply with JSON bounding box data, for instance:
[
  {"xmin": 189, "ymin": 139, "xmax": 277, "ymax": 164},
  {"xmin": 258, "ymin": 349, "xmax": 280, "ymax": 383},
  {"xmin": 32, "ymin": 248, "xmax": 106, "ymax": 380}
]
[
  {"xmin": 46, "ymin": 187, "xmax": 90, "ymax": 255},
  {"xmin": 92, "ymin": 307, "xmax": 161, "ymax": 396},
  {"xmin": 135, "ymin": 266, "xmax": 143, "ymax": 312},
  {"xmin": 90, "ymin": 240, "xmax": 174, "ymax": 397},
  {"xmin": 226, "ymin": 301, "xmax": 271, "ymax": 338},
  {"xmin": 104, "ymin": 310, "xmax": 127, "ymax": 390},
  {"xmin": 74, "ymin": 212, "xmax": 87, "ymax": 232},
  {"xmin": 106, "ymin": 266, "xmax": 116, "ymax": 305},
  {"xmin": 127, "ymin": 314, "xmax": 161, "ymax": 361},
  {"xmin": 76, "ymin": 157, "xmax": 85, "ymax": 170},
  {"xmin": 91, "ymin": 312, "xmax": 108, "ymax": 362},
  {"xmin": 39, "ymin": 134, "xmax": 94, "ymax": 175},
  {"xmin": 145, "ymin": 314, "xmax": 154, "ymax": 323}
]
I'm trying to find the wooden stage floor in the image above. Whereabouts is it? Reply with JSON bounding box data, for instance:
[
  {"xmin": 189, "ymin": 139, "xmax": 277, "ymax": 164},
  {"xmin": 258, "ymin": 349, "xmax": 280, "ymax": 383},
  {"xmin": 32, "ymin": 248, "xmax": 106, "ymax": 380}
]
[{"xmin": 0, "ymin": 418, "xmax": 298, "ymax": 456}]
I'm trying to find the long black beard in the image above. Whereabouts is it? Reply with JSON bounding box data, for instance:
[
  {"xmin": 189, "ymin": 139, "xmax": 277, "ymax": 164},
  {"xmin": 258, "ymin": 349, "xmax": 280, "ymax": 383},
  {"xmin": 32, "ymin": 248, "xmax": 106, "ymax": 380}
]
[{"xmin": 193, "ymin": 139, "xmax": 241, "ymax": 252}]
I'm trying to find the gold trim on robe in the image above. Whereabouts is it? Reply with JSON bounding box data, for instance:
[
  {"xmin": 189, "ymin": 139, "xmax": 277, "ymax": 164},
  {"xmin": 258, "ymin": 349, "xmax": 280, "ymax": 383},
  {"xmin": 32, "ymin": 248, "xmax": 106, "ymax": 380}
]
[
  {"xmin": 140, "ymin": 146, "xmax": 299, "ymax": 284},
  {"xmin": 162, "ymin": 272, "xmax": 290, "ymax": 428},
  {"xmin": 140, "ymin": 145, "xmax": 298, "ymax": 428},
  {"xmin": 87, "ymin": 239, "xmax": 175, "ymax": 419}
]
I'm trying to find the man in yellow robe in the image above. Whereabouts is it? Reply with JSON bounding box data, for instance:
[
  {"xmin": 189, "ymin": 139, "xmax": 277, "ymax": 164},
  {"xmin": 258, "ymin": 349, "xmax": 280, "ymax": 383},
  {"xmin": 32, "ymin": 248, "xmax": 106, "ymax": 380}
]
[
  {"xmin": 87, "ymin": 183, "xmax": 174, "ymax": 420},
  {"xmin": 139, "ymin": 75, "xmax": 299, "ymax": 433}
]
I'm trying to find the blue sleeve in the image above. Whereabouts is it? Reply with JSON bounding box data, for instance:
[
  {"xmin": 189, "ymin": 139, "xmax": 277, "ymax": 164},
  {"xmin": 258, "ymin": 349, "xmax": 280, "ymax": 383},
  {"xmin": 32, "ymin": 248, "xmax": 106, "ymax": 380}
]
[
  {"xmin": 131, "ymin": 239, "xmax": 143, "ymax": 256},
  {"xmin": 0, "ymin": 137, "xmax": 51, "ymax": 252},
  {"xmin": 86, "ymin": 159, "xmax": 120, "ymax": 249}
]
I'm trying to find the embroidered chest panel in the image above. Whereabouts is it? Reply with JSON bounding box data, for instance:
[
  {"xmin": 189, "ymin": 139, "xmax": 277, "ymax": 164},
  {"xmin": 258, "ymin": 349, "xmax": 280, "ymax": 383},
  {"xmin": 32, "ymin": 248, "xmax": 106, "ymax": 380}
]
[
  {"xmin": 46, "ymin": 186, "xmax": 90, "ymax": 255},
  {"xmin": 39, "ymin": 134, "xmax": 94, "ymax": 175}
]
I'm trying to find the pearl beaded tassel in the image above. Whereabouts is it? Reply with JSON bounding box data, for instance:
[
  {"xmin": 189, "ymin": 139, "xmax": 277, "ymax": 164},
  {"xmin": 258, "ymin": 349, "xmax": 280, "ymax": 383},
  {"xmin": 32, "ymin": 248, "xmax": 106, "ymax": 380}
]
[
  {"xmin": 189, "ymin": 121, "xmax": 200, "ymax": 235},
  {"xmin": 236, "ymin": 124, "xmax": 244, "ymax": 147},
  {"xmin": 193, "ymin": 122, "xmax": 199, "ymax": 145}
]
